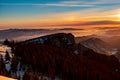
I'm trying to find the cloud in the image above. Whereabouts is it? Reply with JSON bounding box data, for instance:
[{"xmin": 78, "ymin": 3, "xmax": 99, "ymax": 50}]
[
  {"xmin": 55, "ymin": 28, "xmax": 84, "ymax": 30},
  {"xmin": 63, "ymin": 0, "xmax": 120, "ymax": 5},
  {"xmin": 104, "ymin": 28, "xmax": 120, "ymax": 36},
  {"xmin": 0, "ymin": 0, "xmax": 120, "ymax": 7},
  {"xmin": 84, "ymin": 21, "xmax": 120, "ymax": 25},
  {"xmin": 41, "ymin": 6, "xmax": 120, "ymax": 22},
  {"xmin": 94, "ymin": 27, "xmax": 120, "ymax": 30},
  {"xmin": 0, "ymin": 2, "xmax": 94, "ymax": 7},
  {"xmin": 51, "ymin": 20, "xmax": 120, "ymax": 26},
  {"xmin": 0, "ymin": 0, "xmax": 120, "ymax": 27},
  {"xmin": 92, "ymin": 0, "xmax": 120, "ymax": 4}
]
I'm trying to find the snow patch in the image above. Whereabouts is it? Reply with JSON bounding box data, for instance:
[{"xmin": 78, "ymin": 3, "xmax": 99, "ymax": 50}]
[
  {"xmin": 0, "ymin": 44, "xmax": 12, "ymax": 72},
  {"xmin": 5, "ymin": 61, "xmax": 11, "ymax": 71},
  {"xmin": 0, "ymin": 76, "xmax": 17, "ymax": 80},
  {"xmin": 111, "ymin": 48, "xmax": 118, "ymax": 55}
]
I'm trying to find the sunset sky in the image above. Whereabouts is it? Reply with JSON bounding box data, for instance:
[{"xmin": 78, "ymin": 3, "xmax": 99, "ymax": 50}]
[{"xmin": 0, "ymin": 0, "xmax": 120, "ymax": 29}]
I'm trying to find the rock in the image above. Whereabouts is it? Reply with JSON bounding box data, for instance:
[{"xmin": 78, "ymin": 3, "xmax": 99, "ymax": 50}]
[{"xmin": 25, "ymin": 33, "xmax": 75, "ymax": 49}]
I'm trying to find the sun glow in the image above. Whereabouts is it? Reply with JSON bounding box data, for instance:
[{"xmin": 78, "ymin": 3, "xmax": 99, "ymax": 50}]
[
  {"xmin": 114, "ymin": 14, "xmax": 120, "ymax": 21},
  {"xmin": 109, "ymin": 13, "xmax": 120, "ymax": 21},
  {"xmin": 115, "ymin": 14, "xmax": 120, "ymax": 18}
]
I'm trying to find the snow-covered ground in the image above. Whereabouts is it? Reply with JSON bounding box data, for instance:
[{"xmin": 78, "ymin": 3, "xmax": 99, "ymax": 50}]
[
  {"xmin": 111, "ymin": 48, "xmax": 118, "ymax": 55},
  {"xmin": 0, "ymin": 44, "xmax": 51, "ymax": 80},
  {"xmin": 0, "ymin": 76, "xmax": 17, "ymax": 80},
  {"xmin": 0, "ymin": 44, "xmax": 15, "ymax": 80},
  {"xmin": 0, "ymin": 44, "xmax": 12, "ymax": 71},
  {"xmin": 0, "ymin": 44, "xmax": 11, "ymax": 56},
  {"xmin": 0, "ymin": 44, "xmax": 24, "ymax": 79}
]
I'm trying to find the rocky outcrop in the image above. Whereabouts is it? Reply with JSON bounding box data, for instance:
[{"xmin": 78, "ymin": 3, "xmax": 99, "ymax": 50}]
[{"xmin": 25, "ymin": 33, "xmax": 75, "ymax": 49}]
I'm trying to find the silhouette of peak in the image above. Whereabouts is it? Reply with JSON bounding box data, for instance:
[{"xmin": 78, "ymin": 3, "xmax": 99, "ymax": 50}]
[
  {"xmin": 80, "ymin": 37, "xmax": 117, "ymax": 55},
  {"xmin": 24, "ymin": 33, "xmax": 75, "ymax": 49}
]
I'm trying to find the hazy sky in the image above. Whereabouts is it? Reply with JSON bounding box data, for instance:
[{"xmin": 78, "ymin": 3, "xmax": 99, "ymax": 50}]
[{"xmin": 0, "ymin": 0, "xmax": 120, "ymax": 29}]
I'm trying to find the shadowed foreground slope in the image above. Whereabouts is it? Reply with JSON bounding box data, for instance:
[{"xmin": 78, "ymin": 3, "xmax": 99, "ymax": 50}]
[{"xmin": 12, "ymin": 42, "xmax": 120, "ymax": 80}]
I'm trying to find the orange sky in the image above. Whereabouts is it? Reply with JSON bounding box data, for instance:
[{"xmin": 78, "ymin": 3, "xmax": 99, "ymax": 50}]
[
  {"xmin": 0, "ymin": 9, "xmax": 120, "ymax": 28},
  {"xmin": 0, "ymin": 2, "xmax": 120, "ymax": 29}
]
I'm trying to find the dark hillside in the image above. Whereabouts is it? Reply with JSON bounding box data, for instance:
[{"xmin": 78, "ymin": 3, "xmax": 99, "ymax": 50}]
[{"xmin": 12, "ymin": 43, "xmax": 120, "ymax": 80}]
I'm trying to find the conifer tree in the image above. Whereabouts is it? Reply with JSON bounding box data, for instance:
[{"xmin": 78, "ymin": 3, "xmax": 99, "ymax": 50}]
[
  {"xmin": 5, "ymin": 51, "xmax": 11, "ymax": 61},
  {"xmin": 4, "ymin": 39, "xmax": 10, "ymax": 46}
]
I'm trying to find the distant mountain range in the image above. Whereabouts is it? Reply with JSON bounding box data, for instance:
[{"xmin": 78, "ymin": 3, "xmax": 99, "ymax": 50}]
[
  {"xmin": 75, "ymin": 35, "xmax": 120, "ymax": 61},
  {"xmin": 0, "ymin": 28, "xmax": 82, "ymax": 41},
  {"xmin": 0, "ymin": 29, "xmax": 53, "ymax": 41},
  {"xmin": 75, "ymin": 34, "xmax": 98, "ymax": 43},
  {"xmin": 80, "ymin": 37, "xmax": 118, "ymax": 55}
]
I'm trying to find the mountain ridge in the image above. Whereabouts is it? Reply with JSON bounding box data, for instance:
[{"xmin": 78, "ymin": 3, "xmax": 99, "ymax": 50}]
[{"xmin": 1, "ymin": 33, "xmax": 120, "ymax": 80}]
